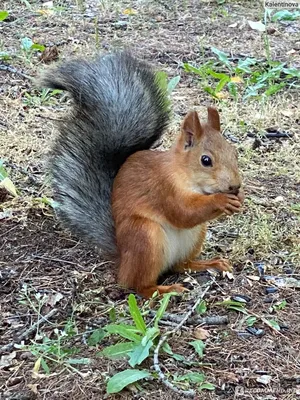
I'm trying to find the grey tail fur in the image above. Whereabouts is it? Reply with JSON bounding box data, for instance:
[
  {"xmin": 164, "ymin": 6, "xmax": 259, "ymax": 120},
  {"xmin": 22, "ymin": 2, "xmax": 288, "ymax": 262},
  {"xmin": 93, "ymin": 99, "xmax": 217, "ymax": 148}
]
[{"xmin": 40, "ymin": 52, "xmax": 170, "ymax": 257}]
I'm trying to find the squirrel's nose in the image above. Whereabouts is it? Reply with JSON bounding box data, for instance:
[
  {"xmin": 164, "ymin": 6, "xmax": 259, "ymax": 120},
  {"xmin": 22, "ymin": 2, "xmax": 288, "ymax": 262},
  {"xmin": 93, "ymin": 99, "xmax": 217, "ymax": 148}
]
[{"xmin": 228, "ymin": 184, "xmax": 241, "ymax": 195}]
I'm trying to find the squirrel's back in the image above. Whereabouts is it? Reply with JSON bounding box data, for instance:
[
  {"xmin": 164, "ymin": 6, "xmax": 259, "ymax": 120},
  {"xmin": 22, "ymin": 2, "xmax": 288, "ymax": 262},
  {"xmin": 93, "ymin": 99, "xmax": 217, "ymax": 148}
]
[{"xmin": 40, "ymin": 52, "xmax": 170, "ymax": 256}]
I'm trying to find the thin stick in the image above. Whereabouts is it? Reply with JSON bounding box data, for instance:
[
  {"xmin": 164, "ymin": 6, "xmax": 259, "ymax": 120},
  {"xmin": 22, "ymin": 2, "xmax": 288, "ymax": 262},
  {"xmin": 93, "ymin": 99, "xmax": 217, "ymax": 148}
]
[
  {"xmin": 153, "ymin": 285, "xmax": 211, "ymax": 398},
  {"xmin": 0, "ymin": 308, "xmax": 58, "ymax": 353},
  {"xmin": 148, "ymin": 311, "xmax": 228, "ymax": 326}
]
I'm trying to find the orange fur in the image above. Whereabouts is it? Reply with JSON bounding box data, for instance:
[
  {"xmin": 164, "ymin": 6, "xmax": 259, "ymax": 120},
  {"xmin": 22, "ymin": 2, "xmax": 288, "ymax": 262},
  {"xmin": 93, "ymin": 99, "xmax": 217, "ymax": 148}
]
[{"xmin": 112, "ymin": 107, "xmax": 243, "ymax": 298}]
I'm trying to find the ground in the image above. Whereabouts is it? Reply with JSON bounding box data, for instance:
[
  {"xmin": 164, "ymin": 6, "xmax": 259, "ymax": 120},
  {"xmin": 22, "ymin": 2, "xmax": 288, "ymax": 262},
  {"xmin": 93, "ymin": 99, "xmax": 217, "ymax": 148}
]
[{"xmin": 0, "ymin": 0, "xmax": 300, "ymax": 399}]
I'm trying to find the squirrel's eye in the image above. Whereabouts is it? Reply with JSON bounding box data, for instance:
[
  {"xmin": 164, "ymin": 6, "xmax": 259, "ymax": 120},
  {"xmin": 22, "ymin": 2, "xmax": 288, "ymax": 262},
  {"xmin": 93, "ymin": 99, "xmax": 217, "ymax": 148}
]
[{"xmin": 201, "ymin": 155, "xmax": 212, "ymax": 167}]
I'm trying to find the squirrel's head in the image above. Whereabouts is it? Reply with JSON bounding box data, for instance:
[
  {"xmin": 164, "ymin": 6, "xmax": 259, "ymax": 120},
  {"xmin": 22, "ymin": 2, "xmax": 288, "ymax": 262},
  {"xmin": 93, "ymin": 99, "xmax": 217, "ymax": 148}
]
[{"xmin": 175, "ymin": 107, "xmax": 242, "ymax": 195}]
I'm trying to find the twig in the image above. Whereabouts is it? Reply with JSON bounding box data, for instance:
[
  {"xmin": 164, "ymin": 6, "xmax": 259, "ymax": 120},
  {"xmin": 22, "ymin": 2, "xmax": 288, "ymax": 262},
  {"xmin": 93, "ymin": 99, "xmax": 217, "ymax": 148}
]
[
  {"xmin": 0, "ymin": 64, "xmax": 32, "ymax": 80},
  {"xmin": 148, "ymin": 310, "xmax": 228, "ymax": 326},
  {"xmin": 0, "ymin": 308, "xmax": 58, "ymax": 353},
  {"xmin": 153, "ymin": 284, "xmax": 211, "ymax": 398}
]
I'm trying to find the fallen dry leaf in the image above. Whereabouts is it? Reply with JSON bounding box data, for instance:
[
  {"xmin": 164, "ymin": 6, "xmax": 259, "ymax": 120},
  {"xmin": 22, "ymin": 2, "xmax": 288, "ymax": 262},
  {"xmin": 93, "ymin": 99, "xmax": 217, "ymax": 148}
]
[{"xmin": 194, "ymin": 327, "xmax": 210, "ymax": 340}]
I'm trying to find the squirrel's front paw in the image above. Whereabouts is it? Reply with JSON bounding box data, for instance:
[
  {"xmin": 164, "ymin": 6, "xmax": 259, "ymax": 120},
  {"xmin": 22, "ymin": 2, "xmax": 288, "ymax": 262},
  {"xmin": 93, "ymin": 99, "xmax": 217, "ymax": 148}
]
[{"xmin": 213, "ymin": 193, "xmax": 242, "ymax": 215}]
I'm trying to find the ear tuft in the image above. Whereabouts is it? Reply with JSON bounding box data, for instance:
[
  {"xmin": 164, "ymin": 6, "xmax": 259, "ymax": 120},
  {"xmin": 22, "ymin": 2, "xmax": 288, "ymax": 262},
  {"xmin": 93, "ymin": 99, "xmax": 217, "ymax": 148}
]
[
  {"xmin": 207, "ymin": 106, "xmax": 220, "ymax": 131},
  {"xmin": 181, "ymin": 111, "xmax": 203, "ymax": 149}
]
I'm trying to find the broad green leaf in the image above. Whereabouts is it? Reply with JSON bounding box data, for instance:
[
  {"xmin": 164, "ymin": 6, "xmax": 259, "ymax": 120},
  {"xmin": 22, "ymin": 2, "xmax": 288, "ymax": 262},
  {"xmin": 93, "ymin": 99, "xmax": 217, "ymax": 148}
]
[
  {"xmin": 162, "ymin": 342, "xmax": 173, "ymax": 355},
  {"xmin": 128, "ymin": 294, "xmax": 146, "ymax": 334},
  {"xmin": 155, "ymin": 292, "xmax": 174, "ymax": 327},
  {"xmin": 0, "ymin": 11, "xmax": 9, "ymax": 21},
  {"xmin": 129, "ymin": 339, "xmax": 153, "ymax": 367},
  {"xmin": 167, "ymin": 75, "xmax": 180, "ymax": 95},
  {"xmin": 109, "ymin": 307, "xmax": 116, "ymax": 322},
  {"xmin": 101, "ymin": 342, "xmax": 135, "ymax": 359},
  {"xmin": 107, "ymin": 369, "xmax": 151, "ymax": 394},
  {"xmin": 211, "ymin": 47, "xmax": 231, "ymax": 69},
  {"xmin": 176, "ymin": 372, "xmax": 205, "ymax": 383},
  {"xmin": 88, "ymin": 328, "xmax": 106, "ymax": 346},
  {"xmin": 31, "ymin": 43, "xmax": 46, "ymax": 52},
  {"xmin": 141, "ymin": 327, "xmax": 159, "ymax": 346},
  {"xmin": 67, "ymin": 358, "xmax": 91, "ymax": 365},
  {"xmin": 246, "ymin": 316, "xmax": 257, "ymax": 327},
  {"xmin": 236, "ymin": 58, "xmax": 257, "ymax": 73},
  {"xmin": 265, "ymin": 319, "xmax": 281, "ymax": 331},
  {"xmin": 190, "ymin": 340, "xmax": 205, "ymax": 358},
  {"xmin": 21, "ymin": 37, "xmax": 33, "ymax": 51},
  {"xmin": 228, "ymin": 305, "xmax": 248, "ymax": 314},
  {"xmin": 105, "ymin": 324, "xmax": 142, "ymax": 343},
  {"xmin": 199, "ymin": 382, "xmax": 216, "ymax": 391},
  {"xmin": 272, "ymin": 10, "xmax": 300, "ymax": 21},
  {"xmin": 196, "ymin": 300, "xmax": 207, "ymax": 315}
]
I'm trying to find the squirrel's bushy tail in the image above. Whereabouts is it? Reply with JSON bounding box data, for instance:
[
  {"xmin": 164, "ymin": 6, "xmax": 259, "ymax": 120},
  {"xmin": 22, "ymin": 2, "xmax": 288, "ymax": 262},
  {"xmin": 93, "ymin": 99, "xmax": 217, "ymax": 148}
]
[{"xmin": 40, "ymin": 52, "xmax": 170, "ymax": 257}]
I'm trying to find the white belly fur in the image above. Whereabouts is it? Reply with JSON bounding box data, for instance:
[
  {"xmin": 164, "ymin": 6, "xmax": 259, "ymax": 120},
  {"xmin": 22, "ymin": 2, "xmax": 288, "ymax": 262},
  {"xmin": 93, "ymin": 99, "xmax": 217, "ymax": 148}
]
[{"xmin": 162, "ymin": 223, "xmax": 203, "ymax": 271}]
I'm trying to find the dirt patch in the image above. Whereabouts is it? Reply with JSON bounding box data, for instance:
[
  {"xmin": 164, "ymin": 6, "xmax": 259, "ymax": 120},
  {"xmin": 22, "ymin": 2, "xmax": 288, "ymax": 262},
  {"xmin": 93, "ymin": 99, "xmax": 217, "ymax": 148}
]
[{"xmin": 1, "ymin": 0, "xmax": 300, "ymax": 399}]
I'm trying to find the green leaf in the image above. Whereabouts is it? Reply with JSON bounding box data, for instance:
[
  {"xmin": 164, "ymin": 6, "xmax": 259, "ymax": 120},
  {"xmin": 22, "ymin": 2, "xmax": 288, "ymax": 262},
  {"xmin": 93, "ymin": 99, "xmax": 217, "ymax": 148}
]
[
  {"xmin": 206, "ymin": 68, "xmax": 230, "ymax": 81},
  {"xmin": 67, "ymin": 358, "xmax": 91, "ymax": 365},
  {"xmin": 109, "ymin": 307, "xmax": 116, "ymax": 322},
  {"xmin": 107, "ymin": 369, "xmax": 151, "ymax": 394},
  {"xmin": 0, "ymin": 11, "xmax": 9, "ymax": 21},
  {"xmin": 167, "ymin": 75, "xmax": 180, "ymax": 95},
  {"xmin": 236, "ymin": 57, "xmax": 257, "ymax": 73},
  {"xmin": 204, "ymin": 86, "xmax": 218, "ymax": 98},
  {"xmin": 162, "ymin": 342, "xmax": 173, "ymax": 355},
  {"xmin": 40, "ymin": 357, "xmax": 50, "ymax": 374},
  {"xmin": 88, "ymin": 328, "xmax": 106, "ymax": 346},
  {"xmin": 190, "ymin": 340, "xmax": 205, "ymax": 358},
  {"xmin": 141, "ymin": 327, "xmax": 159, "ymax": 346},
  {"xmin": 183, "ymin": 63, "xmax": 203, "ymax": 75},
  {"xmin": 264, "ymin": 82, "xmax": 285, "ymax": 96},
  {"xmin": 105, "ymin": 324, "xmax": 142, "ymax": 343},
  {"xmin": 196, "ymin": 300, "xmax": 207, "ymax": 315},
  {"xmin": 128, "ymin": 339, "xmax": 153, "ymax": 367},
  {"xmin": 155, "ymin": 292, "xmax": 174, "ymax": 327},
  {"xmin": 128, "ymin": 294, "xmax": 147, "ymax": 334},
  {"xmin": 265, "ymin": 319, "xmax": 281, "ymax": 331},
  {"xmin": 0, "ymin": 160, "xmax": 8, "ymax": 180},
  {"xmin": 246, "ymin": 316, "xmax": 257, "ymax": 327},
  {"xmin": 176, "ymin": 372, "xmax": 205, "ymax": 383},
  {"xmin": 228, "ymin": 305, "xmax": 248, "ymax": 314},
  {"xmin": 199, "ymin": 382, "xmax": 216, "ymax": 391},
  {"xmin": 171, "ymin": 353, "xmax": 185, "ymax": 361},
  {"xmin": 282, "ymin": 67, "xmax": 300, "ymax": 79},
  {"xmin": 211, "ymin": 47, "xmax": 231, "ymax": 69},
  {"xmin": 272, "ymin": 10, "xmax": 300, "ymax": 22},
  {"xmin": 31, "ymin": 43, "xmax": 46, "ymax": 52},
  {"xmin": 101, "ymin": 342, "xmax": 135, "ymax": 359},
  {"xmin": 0, "ymin": 51, "xmax": 11, "ymax": 60},
  {"xmin": 215, "ymin": 77, "xmax": 230, "ymax": 93},
  {"xmin": 21, "ymin": 37, "xmax": 33, "ymax": 51}
]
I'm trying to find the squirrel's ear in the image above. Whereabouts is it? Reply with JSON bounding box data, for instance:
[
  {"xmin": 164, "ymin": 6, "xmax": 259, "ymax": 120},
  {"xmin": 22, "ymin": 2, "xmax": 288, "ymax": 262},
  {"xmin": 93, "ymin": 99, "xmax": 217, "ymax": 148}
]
[
  {"xmin": 180, "ymin": 111, "xmax": 203, "ymax": 150},
  {"xmin": 207, "ymin": 106, "xmax": 220, "ymax": 131}
]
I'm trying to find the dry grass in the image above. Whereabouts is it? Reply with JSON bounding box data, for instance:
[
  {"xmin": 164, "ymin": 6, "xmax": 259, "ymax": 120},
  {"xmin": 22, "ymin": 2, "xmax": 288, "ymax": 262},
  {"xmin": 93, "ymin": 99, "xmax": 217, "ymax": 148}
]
[{"xmin": 1, "ymin": 0, "xmax": 300, "ymax": 399}]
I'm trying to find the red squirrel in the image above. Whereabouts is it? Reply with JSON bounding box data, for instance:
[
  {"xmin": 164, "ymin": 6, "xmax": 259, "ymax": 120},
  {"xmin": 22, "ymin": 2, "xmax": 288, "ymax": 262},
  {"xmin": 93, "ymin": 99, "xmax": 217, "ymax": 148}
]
[{"xmin": 40, "ymin": 52, "xmax": 244, "ymax": 298}]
